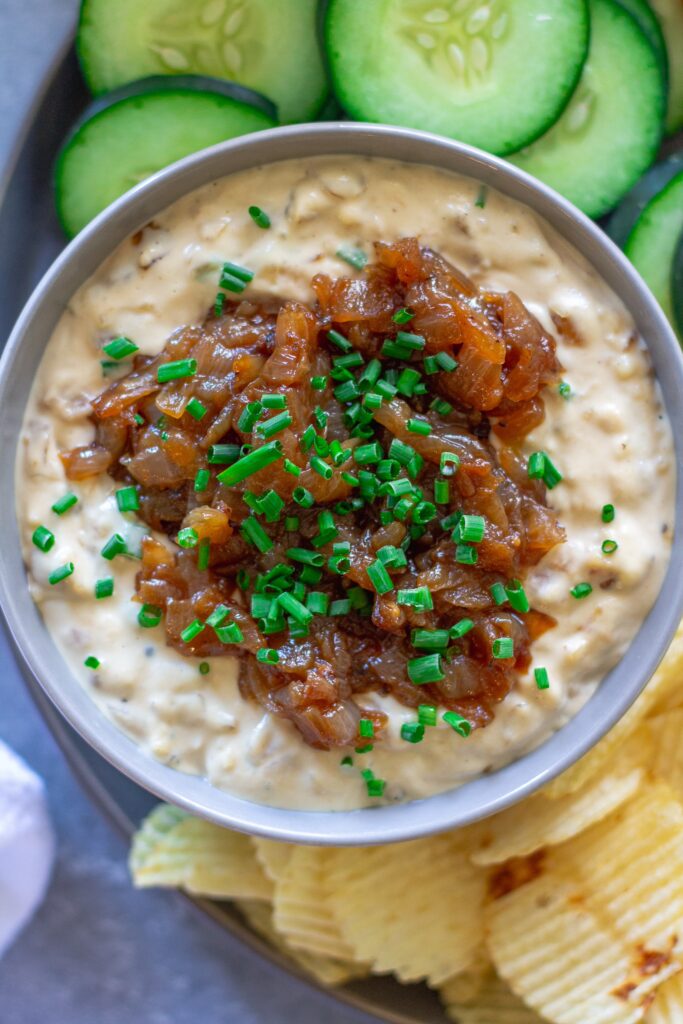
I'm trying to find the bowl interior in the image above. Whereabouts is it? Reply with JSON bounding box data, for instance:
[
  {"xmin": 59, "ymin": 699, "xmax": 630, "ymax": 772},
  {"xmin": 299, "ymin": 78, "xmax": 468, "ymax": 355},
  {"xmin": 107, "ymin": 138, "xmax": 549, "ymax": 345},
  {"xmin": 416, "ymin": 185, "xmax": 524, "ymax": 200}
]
[{"xmin": 2, "ymin": 122, "xmax": 683, "ymax": 845}]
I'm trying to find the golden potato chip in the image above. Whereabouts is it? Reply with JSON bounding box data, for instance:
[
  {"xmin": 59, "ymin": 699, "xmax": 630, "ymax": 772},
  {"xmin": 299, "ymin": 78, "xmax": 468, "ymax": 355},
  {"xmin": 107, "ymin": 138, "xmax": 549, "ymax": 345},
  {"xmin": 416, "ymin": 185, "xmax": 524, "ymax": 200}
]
[
  {"xmin": 471, "ymin": 766, "xmax": 643, "ymax": 865},
  {"xmin": 487, "ymin": 783, "xmax": 683, "ymax": 1023},
  {"xmin": 646, "ymin": 626, "xmax": 683, "ymax": 715},
  {"xmin": 236, "ymin": 899, "xmax": 367, "ymax": 987},
  {"xmin": 647, "ymin": 710, "xmax": 683, "ymax": 797},
  {"xmin": 543, "ymin": 634, "xmax": 683, "ymax": 801},
  {"xmin": 129, "ymin": 804, "xmax": 272, "ymax": 900},
  {"xmin": 645, "ymin": 971, "xmax": 683, "ymax": 1023},
  {"xmin": 440, "ymin": 968, "xmax": 544, "ymax": 1024},
  {"xmin": 273, "ymin": 845, "xmax": 359, "ymax": 961},
  {"xmin": 326, "ymin": 830, "xmax": 486, "ymax": 986},
  {"xmin": 438, "ymin": 950, "xmax": 492, "ymax": 1004},
  {"xmin": 252, "ymin": 837, "xmax": 293, "ymax": 883}
]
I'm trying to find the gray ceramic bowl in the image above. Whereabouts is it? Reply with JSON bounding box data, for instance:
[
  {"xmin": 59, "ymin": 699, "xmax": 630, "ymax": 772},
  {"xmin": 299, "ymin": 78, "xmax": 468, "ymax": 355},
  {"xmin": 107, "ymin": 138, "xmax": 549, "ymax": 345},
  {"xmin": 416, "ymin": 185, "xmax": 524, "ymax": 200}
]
[{"xmin": 2, "ymin": 123, "xmax": 682, "ymax": 845}]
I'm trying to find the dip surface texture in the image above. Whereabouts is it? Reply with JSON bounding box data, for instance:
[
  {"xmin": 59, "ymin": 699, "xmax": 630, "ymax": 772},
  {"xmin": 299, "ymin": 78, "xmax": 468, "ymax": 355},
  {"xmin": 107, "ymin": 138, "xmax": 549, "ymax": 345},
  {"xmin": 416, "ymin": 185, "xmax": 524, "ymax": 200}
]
[{"xmin": 17, "ymin": 156, "xmax": 675, "ymax": 810}]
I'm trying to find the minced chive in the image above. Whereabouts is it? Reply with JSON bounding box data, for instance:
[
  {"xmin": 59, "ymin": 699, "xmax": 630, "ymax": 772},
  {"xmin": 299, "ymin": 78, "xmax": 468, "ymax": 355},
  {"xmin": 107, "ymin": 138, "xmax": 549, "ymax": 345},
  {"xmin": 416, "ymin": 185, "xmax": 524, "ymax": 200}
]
[
  {"xmin": 396, "ymin": 587, "xmax": 433, "ymax": 611},
  {"xmin": 116, "ymin": 486, "xmax": 139, "ymax": 513},
  {"xmin": 357, "ymin": 358, "xmax": 382, "ymax": 393},
  {"xmin": 100, "ymin": 359, "xmax": 122, "ymax": 377},
  {"xmin": 181, "ymin": 619, "xmax": 205, "ymax": 643},
  {"xmin": 441, "ymin": 511, "xmax": 462, "ymax": 530},
  {"xmin": 506, "ymin": 579, "xmax": 530, "ymax": 613},
  {"xmin": 396, "ymin": 368, "xmax": 422, "ymax": 396},
  {"xmin": 327, "ymin": 329, "xmax": 353, "ymax": 353},
  {"xmin": 282, "ymin": 458, "xmax": 302, "ymax": 478},
  {"xmin": 367, "ymin": 559, "xmax": 394, "ymax": 595},
  {"xmin": 411, "ymin": 628, "xmax": 449, "ymax": 651},
  {"xmin": 435, "ymin": 351, "xmax": 458, "ymax": 372},
  {"xmin": 32, "ymin": 525, "xmax": 55, "ymax": 552},
  {"xmin": 330, "ymin": 598, "xmax": 351, "ymax": 616},
  {"xmin": 354, "ymin": 442, "xmax": 383, "ymax": 466},
  {"xmin": 103, "ymin": 336, "xmax": 138, "ymax": 360},
  {"xmin": 257, "ymin": 410, "xmax": 293, "ymax": 439},
  {"xmin": 379, "ymin": 477, "xmax": 413, "ymax": 498},
  {"xmin": 186, "ymin": 397, "xmax": 207, "ymax": 421},
  {"xmin": 51, "ymin": 492, "xmax": 78, "ymax": 515},
  {"xmin": 197, "ymin": 537, "xmax": 211, "ymax": 570},
  {"xmin": 375, "ymin": 378, "xmax": 398, "ymax": 400},
  {"xmin": 389, "ymin": 439, "xmax": 415, "ymax": 466},
  {"xmin": 440, "ymin": 452, "xmax": 460, "ymax": 476},
  {"xmin": 309, "ymin": 456, "xmax": 332, "ymax": 480},
  {"xmin": 492, "ymin": 637, "xmax": 514, "ymax": 659},
  {"xmin": 393, "ymin": 307, "xmax": 415, "ymax": 324},
  {"xmin": 240, "ymin": 516, "xmax": 273, "ymax": 553},
  {"xmin": 216, "ymin": 621, "xmax": 244, "ymax": 644},
  {"xmin": 454, "ymin": 514, "xmax": 486, "ymax": 544},
  {"xmin": 313, "ymin": 433, "xmax": 330, "ymax": 456},
  {"xmin": 306, "ymin": 591, "xmax": 330, "ymax": 615},
  {"xmin": 198, "ymin": 661, "xmax": 210, "ymax": 675},
  {"xmin": 571, "ymin": 582, "xmax": 593, "ymax": 599},
  {"xmin": 490, "ymin": 582, "xmax": 508, "ymax": 606},
  {"xmin": 284, "ymin": 516, "xmax": 300, "ymax": 533},
  {"xmin": 474, "ymin": 185, "xmax": 488, "ymax": 208},
  {"xmin": 334, "ymin": 352, "xmax": 364, "ymax": 370},
  {"xmin": 194, "ymin": 469, "xmax": 210, "ymax": 491},
  {"xmin": 455, "ymin": 544, "xmax": 478, "ymax": 565},
  {"xmin": 261, "ymin": 394, "xmax": 287, "ymax": 411},
  {"xmin": 377, "ymin": 545, "xmax": 407, "ymax": 569},
  {"xmin": 95, "ymin": 577, "xmax": 114, "ymax": 599},
  {"xmin": 534, "ymin": 666, "xmax": 550, "ymax": 690},
  {"xmin": 359, "ymin": 718, "xmax": 374, "ymax": 739},
  {"xmin": 134, "ymin": 413, "xmax": 145, "ymax": 426},
  {"xmin": 423, "ymin": 356, "xmax": 439, "ymax": 375},
  {"xmin": 279, "ymin": 592, "xmax": 313, "ymax": 626},
  {"xmin": 413, "ymin": 501, "xmax": 437, "ymax": 525},
  {"xmin": 443, "ymin": 711, "xmax": 472, "ymax": 737},
  {"xmin": 287, "ymin": 548, "xmax": 325, "ymax": 568},
  {"xmin": 101, "ymin": 534, "xmax": 127, "ymax": 560},
  {"xmin": 257, "ymin": 648, "xmax": 280, "ymax": 664},
  {"xmin": 157, "ymin": 358, "xmax": 197, "ymax": 384},
  {"xmin": 334, "ymin": 380, "xmax": 361, "ymax": 403},
  {"xmin": 328, "ymin": 553, "xmax": 351, "ymax": 574},
  {"xmin": 293, "ymin": 487, "xmax": 314, "ymax": 508},
  {"xmin": 236, "ymin": 570, "xmax": 250, "ymax": 590},
  {"xmin": 299, "ymin": 565, "xmax": 323, "ymax": 586},
  {"xmin": 377, "ymin": 458, "xmax": 400, "ymax": 481},
  {"xmin": 365, "ymin": 777, "xmax": 385, "ymax": 798},
  {"xmin": 138, "ymin": 604, "xmax": 162, "ymax": 628},
  {"xmin": 356, "ymin": 743, "xmax": 374, "ymax": 755},
  {"xmin": 431, "ymin": 397, "xmax": 453, "ymax": 415},
  {"xmin": 237, "ymin": 401, "xmax": 263, "ymax": 433},
  {"xmin": 407, "ymin": 418, "xmax": 431, "ymax": 436},
  {"xmin": 602, "ymin": 504, "xmax": 615, "ymax": 523},
  {"xmin": 451, "ymin": 618, "xmax": 474, "ymax": 639},
  {"xmin": 214, "ymin": 292, "xmax": 225, "ymax": 317},
  {"xmin": 434, "ymin": 479, "xmax": 449, "ymax": 504},
  {"xmin": 395, "ymin": 331, "xmax": 425, "ymax": 351},
  {"xmin": 401, "ymin": 722, "xmax": 424, "ymax": 743},
  {"xmin": 260, "ymin": 490, "xmax": 285, "ymax": 523},
  {"xmin": 159, "ymin": 431, "xmax": 169, "ymax": 442},
  {"xmin": 300, "ymin": 425, "xmax": 316, "ymax": 452},
  {"xmin": 418, "ymin": 704, "xmax": 438, "ymax": 727},
  {"xmin": 248, "ymin": 205, "xmax": 271, "ymax": 229},
  {"xmin": 602, "ymin": 539, "xmax": 618, "ymax": 555},
  {"xmin": 221, "ymin": 261, "xmax": 254, "ymax": 286},
  {"xmin": 393, "ymin": 496, "xmax": 416, "ymax": 521},
  {"xmin": 84, "ymin": 655, "xmax": 100, "ymax": 671},
  {"xmin": 341, "ymin": 755, "xmax": 354, "ymax": 766},
  {"xmin": 558, "ymin": 380, "xmax": 572, "ymax": 399},
  {"xmin": 252, "ymin": 594, "xmax": 272, "ymax": 617},
  {"xmin": 528, "ymin": 450, "xmax": 562, "ymax": 489},
  {"xmin": 408, "ymin": 653, "xmax": 444, "ymax": 684},
  {"xmin": 311, "ymin": 376, "xmax": 328, "ymax": 391},
  {"xmin": 336, "ymin": 246, "xmax": 367, "ymax": 270},
  {"xmin": 217, "ymin": 441, "xmax": 282, "ymax": 485},
  {"xmin": 206, "ymin": 604, "xmax": 230, "ymax": 629},
  {"xmin": 48, "ymin": 562, "xmax": 74, "ymax": 585},
  {"xmin": 381, "ymin": 338, "xmax": 412, "ymax": 359},
  {"xmin": 207, "ymin": 443, "xmax": 240, "ymax": 465},
  {"xmin": 177, "ymin": 527, "xmax": 199, "ymax": 549}
]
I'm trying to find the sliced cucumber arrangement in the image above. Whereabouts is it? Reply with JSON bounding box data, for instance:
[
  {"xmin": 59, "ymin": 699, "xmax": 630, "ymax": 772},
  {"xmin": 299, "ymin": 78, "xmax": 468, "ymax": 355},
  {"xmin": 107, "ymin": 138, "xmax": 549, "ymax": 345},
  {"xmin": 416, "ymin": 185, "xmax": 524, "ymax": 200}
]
[
  {"xmin": 509, "ymin": 0, "xmax": 666, "ymax": 218},
  {"xmin": 77, "ymin": 0, "xmax": 328, "ymax": 124},
  {"xmin": 613, "ymin": 0, "xmax": 669, "ymax": 87},
  {"xmin": 649, "ymin": 0, "xmax": 683, "ymax": 132},
  {"xmin": 625, "ymin": 171, "xmax": 683, "ymax": 338},
  {"xmin": 324, "ymin": 0, "xmax": 590, "ymax": 156},
  {"xmin": 55, "ymin": 78, "xmax": 276, "ymax": 238},
  {"xmin": 607, "ymin": 152, "xmax": 683, "ymax": 247}
]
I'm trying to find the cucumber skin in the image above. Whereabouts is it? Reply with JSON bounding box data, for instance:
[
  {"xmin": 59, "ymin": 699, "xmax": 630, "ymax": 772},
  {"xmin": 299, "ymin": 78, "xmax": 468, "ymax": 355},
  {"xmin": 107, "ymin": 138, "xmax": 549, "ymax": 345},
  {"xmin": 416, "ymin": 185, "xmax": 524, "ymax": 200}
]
[
  {"xmin": 606, "ymin": 153, "xmax": 683, "ymax": 247},
  {"xmin": 76, "ymin": 0, "xmax": 329, "ymax": 124},
  {"xmin": 54, "ymin": 86, "xmax": 276, "ymax": 238},
  {"xmin": 674, "ymin": 230, "xmax": 683, "ymax": 338},
  {"xmin": 612, "ymin": 0, "xmax": 669, "ymax": 89},
  {"xmin": 324, "ymin": 0, "xmax": 590, "ymax": 157}
]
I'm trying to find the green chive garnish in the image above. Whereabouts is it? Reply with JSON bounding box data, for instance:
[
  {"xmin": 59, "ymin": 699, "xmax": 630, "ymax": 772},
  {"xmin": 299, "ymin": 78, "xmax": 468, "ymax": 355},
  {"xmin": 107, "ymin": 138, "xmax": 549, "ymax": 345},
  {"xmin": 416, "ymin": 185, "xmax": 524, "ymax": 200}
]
[
  {"xmin": 256, "ymin": 648, "xmax": 280, "ymax": 664},
  {"xmin": 177, "ymin": 527, "xmax": 199, "ymax": 549},
  {"xmin": 602, "ymin": 539, "xmax": 618, "ymax": 555},
  {"xmin": 198, "ymin": 661, "xmax": 210, "ymax": 675},
  {"xmin": 32, "ymin": 526, "xmax": 55, "ymax": 552},
  {"xmin": 194, "ymin": 469, "xmax": 210, "ymax": 491},
  {"xmin": 257, "ymin": 410, "xmax": 293, "ymax": 439},
  {"xmin": 418, "ymin": 704, "xmax": 437, "ymax": 727},
  {"xmin": 602, "ymin": 503, "xmax": 615, "ymax": 523},
  {"xmin": 181, "ymin": 619, "xmax": 205, "ymax": 643},
  {"xmin": 336, "ymin": 247, "xmax": 367, "ymax": 270},
  {"xmin": 186, "ymin": 397, "xmax": 207, "ymax": 421},
  {"xmin": 455, "ymin": 544, "xmax": 478, "ymax": 565},
  {"xmin": 138, "ymin": 604, "xmax": 162, "ymax": 628},
  {"xmin": 103, "ymin": 336, "xmax": 138, "ymax": 360},
  {"xmin": 492, "ymin": 637, "xmax": 514, "ymax": 659},
  {"xmin": 528, "ymin": 450, "xmax": 563, "ymax": 489},
  {"xmin": 51, "ymin": 493, "xmax": 78, "ymax": 516},
  {"xmin": 558, "ymin": 380, "xmax": 572, "ymax": 399},
  {"xmin": 248, "ymin": 205, "xmax": 271, "ymax": 229},
  {"xmin": 48, "ymin": 562, "xmax": 74, "ymax": 585},
  {"xmin": 401, "ymin": 722, "xmax": 424, "ymax": 743},
  {"xmin": 217, "ymin": 441, "xmax": 283, "ymax": 485},
  {"xmin": 534, "ymin": 667, "xmax": 550, "ymax": 690},
  {"xmin": 367, "ymin": 559, "xmax": 393, "ymax": 595},
  {"xmin": 408, "ymin": 653, "xmax": 444, "ymax": 684},
  {"xmin": 490, "ymin": 582, "xmax": 507, "ymax": 606},
  {"xmin": 506, "ymin": 579, "xmax": 530, "ymax": 614},
  {"xmin": 311, "ymin": 376, "xmax": 328, "ymax": 390},
  {"xmin": 443, "ymin": 711, "xmax": 472, "ymax": 737},
  {"xmin": 84, "ymin": 655, "xmax": 100, "ymax": 670},
  {"xmin": 450, "ymin": 619, "xmax": 474, "ymax": 639},
  {"xmin": 101, "ymin": 534, "xmax": 127, "ymax": 560},
  {"xmin": 240, "ymin": 516, "xmax": 273, "ymax": 553},
  {"xmin": 216, "ymin": 622, "xmax": 244, "ymax": 644},
  {"xmin": 220, "ymin": 261, "xmax": 254, "ymax": 293},
  {"xmin": 570, "ymin": 582, "xmax": 593, "ymax": 599},
  {"xmin": 411, "ymin": 629, "xmax": 449, "ymax": 651},
  {"xmin": 207, "ymin": 443, "xmax": 240, "ymax": 465},
  {"xmin": 95, "ymin": 577, "xmax": 114, "ymax": 599},
  {"xmin": 393, "ymin": 307, "xmax": 415, "ymax": 324},
  {"xmin": 474, "ymin": 185, "xmax": 488, "ymax": 209},
  {"xmin": 407, "ymin": 418, "xmax": 431, "ymax": 436},
  {"xmin": 157, "ymin": 358, "xmax": 197, "ymax": 384},
  {"xmin": 116, "ymin": 486, "xmax": 139, "ymax": 513},
  {"xmin": 197, "ymin": 537, "xmax": 210, "ymax": 570},
  {"xmin": 397, "ymin": 587, "xmax": 433, "ymax": 611}
]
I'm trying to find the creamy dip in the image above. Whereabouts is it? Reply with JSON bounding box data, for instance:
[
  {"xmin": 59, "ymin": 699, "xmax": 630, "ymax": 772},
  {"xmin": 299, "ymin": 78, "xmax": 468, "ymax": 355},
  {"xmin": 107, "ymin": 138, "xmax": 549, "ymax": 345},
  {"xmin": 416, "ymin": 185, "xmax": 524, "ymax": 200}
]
[{"xmin": 17, "ymin": 156, "xmax": 675, "ymax": 810}]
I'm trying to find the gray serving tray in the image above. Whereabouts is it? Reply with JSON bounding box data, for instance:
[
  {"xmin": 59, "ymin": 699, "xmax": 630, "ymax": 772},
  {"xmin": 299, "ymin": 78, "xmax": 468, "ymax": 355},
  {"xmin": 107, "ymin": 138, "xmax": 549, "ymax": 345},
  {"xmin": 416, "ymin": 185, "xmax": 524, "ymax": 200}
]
[{"xmin": 0, "ymin": 38, "xmax": 446, "ymax": 1024}]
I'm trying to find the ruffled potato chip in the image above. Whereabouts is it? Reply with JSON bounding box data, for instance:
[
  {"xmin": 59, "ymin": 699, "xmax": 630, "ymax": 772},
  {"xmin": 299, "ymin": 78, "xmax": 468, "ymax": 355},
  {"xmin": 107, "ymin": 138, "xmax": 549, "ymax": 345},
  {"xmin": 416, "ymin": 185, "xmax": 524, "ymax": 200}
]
[
  {"xmin": 544, "ymin": 628, "xmax": 683, "ymax": 800},
  {"xmin": 129, "ymin": 804, "xmax": 272, "ymax": 900},
  {"xmin": 645, "ymin": 971, "xmax": 683, "ymax": 1023},
  {"xmin": 439, "ymin": 950, "xmax": 492, "ymax": 1005},
  {"xmin": 487, "ymin": 783, "xmax": 683, "ymax": 1023},
  {"xmin": 471, "ymin": 766, "xmax": 643, "ymax": 865},
  {"xmin": 326, "ymin": 830, "xmax": 486, "ymax": 986},
  {"xmin": 647, "ymin": 710, "xmax": 683, "ymax": 797},
  {"xmin": 440, "ymin": 968, "xmax": 544, "ymax": 1023},
  {"xmin": 273, "ymin": 846, "xmax": 359, "ymax": 961},
  {"xmin": 252, "ymin": 837, "xmax": 294, "ymax": 883},
  {"xmin": 236, "ymin": 899, "xmax": 367, "ymax": 987}
]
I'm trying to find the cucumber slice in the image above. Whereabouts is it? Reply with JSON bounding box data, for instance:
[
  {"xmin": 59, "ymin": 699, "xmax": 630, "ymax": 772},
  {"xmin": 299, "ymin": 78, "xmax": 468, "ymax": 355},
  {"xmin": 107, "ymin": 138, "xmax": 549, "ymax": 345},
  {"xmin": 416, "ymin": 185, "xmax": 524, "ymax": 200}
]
[
  {"xmin": 650, "ymin": 0, "xmax": 683, "ymax": 132},
  {"xmin": 509, "ymin": 0, "xmax": 666, "ymax": 219},
  {"xmin": 324, "ymin": 0, "xmax": 589, "ymax": 156},
  {"xmin": 624, "ymin": 171, "xmax": 683, "ymax": 338},
  {"xmin": 674, "ymin": 229, "xmax": 683, "ymax": 337},
  {"xmin": 55, "ymin": 80, "xmax": 276, "ymax": 238},
  {"xmin": 77, "ymin": 0, "xmax": 328, "ymax": 124},
  {"xmin": 614, "ymin": 0, "xmax": 669, "ymax": 87},
  {"xmin": 606, "ymin": 152, "xmax": 683, "ymax": 247}
]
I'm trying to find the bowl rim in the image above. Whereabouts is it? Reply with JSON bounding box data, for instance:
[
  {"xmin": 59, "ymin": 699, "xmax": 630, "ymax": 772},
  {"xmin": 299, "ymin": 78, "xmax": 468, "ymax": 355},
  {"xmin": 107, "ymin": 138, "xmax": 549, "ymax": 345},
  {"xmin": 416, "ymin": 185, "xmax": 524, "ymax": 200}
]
[{"xmin": 2, "ymin": 121, "xmax": 682, "ymax": 845}]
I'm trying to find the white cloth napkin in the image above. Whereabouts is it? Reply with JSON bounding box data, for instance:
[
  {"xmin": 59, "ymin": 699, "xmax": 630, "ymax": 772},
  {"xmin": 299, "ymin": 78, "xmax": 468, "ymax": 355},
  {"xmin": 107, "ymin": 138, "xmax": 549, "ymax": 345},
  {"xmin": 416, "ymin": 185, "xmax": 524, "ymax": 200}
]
[{"xmin": 0, "ymin": 741, "xmax": 55, "ymax": 958}]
